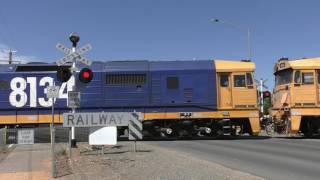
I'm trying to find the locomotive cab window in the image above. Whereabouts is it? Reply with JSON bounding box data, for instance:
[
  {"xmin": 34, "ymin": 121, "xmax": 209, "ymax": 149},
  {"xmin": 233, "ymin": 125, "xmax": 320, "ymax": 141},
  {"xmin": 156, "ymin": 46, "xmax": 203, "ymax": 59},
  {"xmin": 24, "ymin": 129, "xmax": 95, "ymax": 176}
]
[
  {"xmin": 275, "ymin": 69, "xmax": 292, "ymax": 86},
  {"xmin": 246, "ymin": 73, "xmax": 253, "ymax": 86},
  {"xmin": 220, "ymin": 74, "xmax": 229, "ymax": 87},
  {"xmin": 294, "ymin": 70, "xmax": 301, "ymax": 84},
  {"xmin": 234, "ymin": 75, "xmax": 246, "ymax": 87},
  {"xmin": 167, "ymin": 77, "xmax": 179, "ymax": 89},
  {"xmin": 302, "ymin": 72, "xmax": 314, "ymax": 84}
]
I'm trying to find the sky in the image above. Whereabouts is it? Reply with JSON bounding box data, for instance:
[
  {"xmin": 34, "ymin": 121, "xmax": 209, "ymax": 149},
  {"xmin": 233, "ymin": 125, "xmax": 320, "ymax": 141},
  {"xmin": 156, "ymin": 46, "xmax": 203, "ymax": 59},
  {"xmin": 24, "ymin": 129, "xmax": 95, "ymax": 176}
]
[{"xmin": 0, "ymin": 0, "xmax": 320, "ymax": 89}]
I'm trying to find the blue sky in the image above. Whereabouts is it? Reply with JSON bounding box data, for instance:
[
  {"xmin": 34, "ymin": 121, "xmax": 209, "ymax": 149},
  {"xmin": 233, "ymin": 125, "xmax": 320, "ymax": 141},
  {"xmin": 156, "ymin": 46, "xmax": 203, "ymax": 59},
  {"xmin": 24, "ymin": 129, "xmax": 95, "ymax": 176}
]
[{"xmin": 0, "ymin": 0, "xmax": 320, "ymax": 88}]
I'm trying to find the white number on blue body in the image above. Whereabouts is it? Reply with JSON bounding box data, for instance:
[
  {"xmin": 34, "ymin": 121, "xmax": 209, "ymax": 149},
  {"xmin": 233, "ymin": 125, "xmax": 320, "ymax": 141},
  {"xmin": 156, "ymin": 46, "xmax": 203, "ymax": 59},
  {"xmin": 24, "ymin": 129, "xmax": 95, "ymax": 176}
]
[{"xmin": 9, "ymin": 76, "xmax": 74, "ymax": 108}]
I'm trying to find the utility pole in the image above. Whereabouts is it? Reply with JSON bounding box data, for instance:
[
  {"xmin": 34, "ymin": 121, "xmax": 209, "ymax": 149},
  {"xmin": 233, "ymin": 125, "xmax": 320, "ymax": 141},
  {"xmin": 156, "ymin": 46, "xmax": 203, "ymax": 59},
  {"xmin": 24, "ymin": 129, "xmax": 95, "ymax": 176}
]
[
  {"xmin": 8, "ymin": 49, "xmax": 12, "ymax": 64},
  {"xmin": 7, "ymin": 49, "xmax": 16, "ymax": 64}
]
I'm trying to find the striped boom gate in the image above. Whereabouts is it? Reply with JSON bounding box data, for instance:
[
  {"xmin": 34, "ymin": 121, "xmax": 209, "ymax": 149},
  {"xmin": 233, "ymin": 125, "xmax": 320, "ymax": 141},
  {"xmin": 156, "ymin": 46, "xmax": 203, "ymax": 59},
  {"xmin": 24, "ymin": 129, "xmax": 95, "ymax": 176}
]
[{"xmin": 129, "ymin": 112, "xmax": 143, "ymax": 140}]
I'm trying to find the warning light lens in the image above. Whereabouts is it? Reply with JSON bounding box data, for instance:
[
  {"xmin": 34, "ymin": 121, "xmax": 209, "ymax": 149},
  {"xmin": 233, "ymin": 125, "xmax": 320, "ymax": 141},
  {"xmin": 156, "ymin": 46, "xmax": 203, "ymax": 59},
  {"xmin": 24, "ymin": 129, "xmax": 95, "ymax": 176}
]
[
  {"xmin": 57, "ymin": 66, "xmax": 71, "ymax": 83},
  {"xmin": 263, "ymin": 91, "xmax": 271, "ymax": 98},
  {"xmin": 83, "ymin": 71, "xmax": 90, "ymax": 79},
  {"xmin": 79, "ymin": 68, "xmax": 93, "ymax": 83}
]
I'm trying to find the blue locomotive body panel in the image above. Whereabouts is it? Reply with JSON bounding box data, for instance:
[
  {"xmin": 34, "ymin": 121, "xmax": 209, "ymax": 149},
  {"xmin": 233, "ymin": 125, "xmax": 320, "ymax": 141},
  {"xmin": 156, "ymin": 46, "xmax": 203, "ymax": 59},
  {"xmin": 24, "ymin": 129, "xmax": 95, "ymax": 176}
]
[{"xmin": 0, "ymin": 60, "xmax": 217, "ymax": 122}]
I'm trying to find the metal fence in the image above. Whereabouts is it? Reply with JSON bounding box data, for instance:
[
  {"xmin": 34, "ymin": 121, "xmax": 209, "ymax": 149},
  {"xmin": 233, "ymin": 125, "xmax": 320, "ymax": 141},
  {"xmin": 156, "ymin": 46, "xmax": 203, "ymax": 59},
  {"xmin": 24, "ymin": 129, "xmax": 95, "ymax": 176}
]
[
  {"xmin": 1, "ymin": 125, "xmax": 90, "ymax": 144},
  {"xmin": 0, "ymin": 125, "xmax": 92, "ymax": 178}
]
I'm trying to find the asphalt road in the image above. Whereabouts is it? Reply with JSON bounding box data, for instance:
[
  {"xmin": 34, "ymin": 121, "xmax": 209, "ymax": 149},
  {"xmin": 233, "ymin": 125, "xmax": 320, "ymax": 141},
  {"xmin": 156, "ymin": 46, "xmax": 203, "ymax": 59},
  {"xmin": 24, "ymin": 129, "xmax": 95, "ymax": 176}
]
[{"xmin": 145, "ymin": 137, "xmax": 320, "ymax": 180}]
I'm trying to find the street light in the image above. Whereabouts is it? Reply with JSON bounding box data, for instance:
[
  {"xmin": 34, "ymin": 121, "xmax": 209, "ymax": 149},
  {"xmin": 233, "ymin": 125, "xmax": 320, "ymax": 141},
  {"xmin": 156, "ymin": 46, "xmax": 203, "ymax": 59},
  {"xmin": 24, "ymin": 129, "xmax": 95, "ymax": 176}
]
[{"xmin": 210, "ymin": 18, "xmax": 252, "ymax": 60}]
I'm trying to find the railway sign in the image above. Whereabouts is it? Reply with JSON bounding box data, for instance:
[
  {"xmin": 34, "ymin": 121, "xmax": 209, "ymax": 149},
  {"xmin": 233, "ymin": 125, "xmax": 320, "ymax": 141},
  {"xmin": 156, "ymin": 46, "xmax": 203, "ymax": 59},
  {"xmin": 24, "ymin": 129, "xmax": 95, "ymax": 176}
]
[
  {"xmin": 76, "ymin": 44, "xmax": 92, "ymax": 55},
  {"xmin": 128, "ymin": 113, "xmax": 143, "ymax": 140},
  {"xmin": 56, "ymin": 43, "xmax": 71, "ymax": 55},
  {"xmin": 78, "ymin": 56, "xmax": 92, "ymax": 66},
  {"xmin": 46, "ymin": 85, "xmax": 60, "ymax": 99},
  {"xmin": 62, "ymin": 112, "xmax": 142, "ymax": 128},
  {"xmin": 68, "ymin": 91, "xmax": 80, "ymax": 108},
  {"xmin": 56, "ymin": 43, "xmax": 92, "ymax": 66}
]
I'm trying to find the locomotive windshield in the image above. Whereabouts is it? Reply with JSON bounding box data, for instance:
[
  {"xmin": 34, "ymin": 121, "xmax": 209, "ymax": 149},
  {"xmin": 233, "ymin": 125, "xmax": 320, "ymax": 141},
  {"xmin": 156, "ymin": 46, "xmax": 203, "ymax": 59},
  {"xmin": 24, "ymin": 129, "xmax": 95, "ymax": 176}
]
[{"xmin": 275, "ymin": 69, "xmax": 292, "ymax": 85}]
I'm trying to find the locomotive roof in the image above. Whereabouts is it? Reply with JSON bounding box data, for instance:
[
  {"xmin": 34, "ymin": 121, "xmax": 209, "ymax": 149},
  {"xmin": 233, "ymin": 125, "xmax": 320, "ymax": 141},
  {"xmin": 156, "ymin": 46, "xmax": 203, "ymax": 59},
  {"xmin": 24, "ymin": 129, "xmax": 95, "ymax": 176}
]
[
  {"xmin": 274, "ymin": 57, "xmax": 320, "ymax": 73},
  {"xmin": 0, "ymin": 59, "xmax": 255, "ymax": 72},
  {"xmin": 214, "ymin": 60, "xmax": 256, "ymax": 72}
]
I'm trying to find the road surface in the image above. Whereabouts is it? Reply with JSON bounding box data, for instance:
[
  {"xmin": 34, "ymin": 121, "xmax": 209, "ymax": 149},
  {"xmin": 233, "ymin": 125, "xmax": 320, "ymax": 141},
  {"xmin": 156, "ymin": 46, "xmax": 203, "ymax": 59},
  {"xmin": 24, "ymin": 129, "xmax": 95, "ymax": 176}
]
[{"xmin": 146, "ymin": 137, "xmax": 320, "ymax": 180}]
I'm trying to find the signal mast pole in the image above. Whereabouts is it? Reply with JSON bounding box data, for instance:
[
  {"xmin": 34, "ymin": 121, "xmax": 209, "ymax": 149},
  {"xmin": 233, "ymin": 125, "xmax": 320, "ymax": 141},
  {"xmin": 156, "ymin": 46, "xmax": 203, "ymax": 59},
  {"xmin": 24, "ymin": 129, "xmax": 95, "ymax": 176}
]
[
  {"xmin": 260, "ymin": 79, "xmax": 264, "ymax": 115},
  {"xmin": 69, "ymin": 32, "xmax": 80, "ymax": 148}
]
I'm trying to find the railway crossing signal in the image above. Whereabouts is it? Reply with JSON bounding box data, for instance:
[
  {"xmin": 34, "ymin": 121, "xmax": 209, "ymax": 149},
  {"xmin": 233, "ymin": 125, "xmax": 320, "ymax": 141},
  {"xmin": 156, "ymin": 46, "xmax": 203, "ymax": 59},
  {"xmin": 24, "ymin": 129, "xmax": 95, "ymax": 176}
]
[
  {"xmin": 57, "ymin": 66, "xmax": 72, "ymax": 82},
  {"xmin": 79, "ymin": 68, "xmax": 93, "ymax": 83},
  {"xmin": 255, "ymin": 78, "xmax": 269, "ymax": 117},
  {"xmin": 263, "ymin": 91, "xmax": 271, "ymax": 98},
  {"xmin": 56, "ymin": 32, "xmax": 93, "ymax": 148}
]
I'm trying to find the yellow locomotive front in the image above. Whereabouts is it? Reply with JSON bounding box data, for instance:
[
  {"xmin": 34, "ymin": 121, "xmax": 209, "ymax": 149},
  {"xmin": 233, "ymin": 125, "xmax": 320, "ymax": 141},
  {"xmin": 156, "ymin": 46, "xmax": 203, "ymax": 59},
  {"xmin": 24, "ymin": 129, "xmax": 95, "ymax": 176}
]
[{"xmin": 271, "ymin": 57, "xmax": 320, "ymax": 136}]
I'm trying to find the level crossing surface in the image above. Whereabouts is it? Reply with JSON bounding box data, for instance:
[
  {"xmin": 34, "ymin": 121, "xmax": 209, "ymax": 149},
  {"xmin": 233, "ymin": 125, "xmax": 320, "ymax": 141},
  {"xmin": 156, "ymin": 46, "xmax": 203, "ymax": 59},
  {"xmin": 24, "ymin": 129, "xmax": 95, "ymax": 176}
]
[{"xmin": 146, "ymin": 137, "xmax": 320, "ymax": 180}]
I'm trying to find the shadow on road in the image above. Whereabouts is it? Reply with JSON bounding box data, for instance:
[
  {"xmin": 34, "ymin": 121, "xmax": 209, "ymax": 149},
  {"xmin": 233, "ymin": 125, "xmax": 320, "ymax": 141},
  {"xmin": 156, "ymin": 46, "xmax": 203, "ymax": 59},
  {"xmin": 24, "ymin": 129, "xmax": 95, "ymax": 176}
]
[{"xmin": 134, "ymin": 135, "xmax": 271, "ymax": 142}]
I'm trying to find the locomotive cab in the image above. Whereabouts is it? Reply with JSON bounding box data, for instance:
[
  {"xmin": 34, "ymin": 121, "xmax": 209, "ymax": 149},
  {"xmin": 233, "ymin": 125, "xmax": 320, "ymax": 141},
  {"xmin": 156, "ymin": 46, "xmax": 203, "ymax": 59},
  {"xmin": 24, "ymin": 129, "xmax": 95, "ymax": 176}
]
[
  {"xmin": 215, "ymin": 60, "xmax": 260, "ymax": 136},
  {"xmin": 271, "ymin": 57, "xmax": 320, "ymax": 136}
]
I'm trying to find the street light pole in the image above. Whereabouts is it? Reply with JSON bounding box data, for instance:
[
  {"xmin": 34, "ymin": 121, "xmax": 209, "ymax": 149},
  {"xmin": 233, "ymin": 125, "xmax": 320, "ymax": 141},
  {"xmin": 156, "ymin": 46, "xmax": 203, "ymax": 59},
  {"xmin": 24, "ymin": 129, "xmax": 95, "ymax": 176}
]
[{"xmin": 210, "ymin": 18, "xmax": 252, "ymax": 60}]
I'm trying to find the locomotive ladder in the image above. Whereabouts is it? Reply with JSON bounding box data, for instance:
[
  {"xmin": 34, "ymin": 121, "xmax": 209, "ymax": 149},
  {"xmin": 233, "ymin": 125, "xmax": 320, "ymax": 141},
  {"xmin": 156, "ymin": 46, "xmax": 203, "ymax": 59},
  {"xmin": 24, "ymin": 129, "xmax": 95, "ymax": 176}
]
[{"xmin": 221, "ymin": 119, "xmax": 232, "ymax": 136}]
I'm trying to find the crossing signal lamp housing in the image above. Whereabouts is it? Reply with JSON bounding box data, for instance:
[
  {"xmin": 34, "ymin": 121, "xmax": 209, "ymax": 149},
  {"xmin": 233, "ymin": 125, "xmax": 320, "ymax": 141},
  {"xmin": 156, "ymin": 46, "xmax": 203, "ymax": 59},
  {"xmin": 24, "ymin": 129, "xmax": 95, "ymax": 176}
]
[
  {"xmin": 263, "ymin": 91, "xmax": 271, "ymax": 98},
  {"xmin": 79, "ymin": 68, "xmax": 93, "ymax": 83},
  {"xmin": 57, "ymin": 66, "xmax": 71, "ymax": 82}
]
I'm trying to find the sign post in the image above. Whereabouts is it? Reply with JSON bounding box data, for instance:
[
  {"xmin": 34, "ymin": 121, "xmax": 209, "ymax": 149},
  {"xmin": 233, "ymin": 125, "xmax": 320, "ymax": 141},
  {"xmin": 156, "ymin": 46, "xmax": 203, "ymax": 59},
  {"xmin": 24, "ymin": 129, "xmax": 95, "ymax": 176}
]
[
  {"xmin": 128, "ymin": 112, "xmax": 143, "ymax": 152},
  {"xmin": 46, "ymin": 83, "xmax": 60, "ymax": 178},
  {"xmin": 17, "ymin": 129, "xmax": 34, "ymax": 144}
]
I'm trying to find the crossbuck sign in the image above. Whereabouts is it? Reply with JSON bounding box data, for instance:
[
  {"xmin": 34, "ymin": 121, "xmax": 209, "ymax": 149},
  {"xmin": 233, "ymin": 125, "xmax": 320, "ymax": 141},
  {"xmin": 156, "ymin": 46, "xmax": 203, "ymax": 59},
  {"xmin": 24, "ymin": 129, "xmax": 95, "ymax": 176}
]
[{"xmin": 56, "ymin": 43, "xmax": 92, "ymax": 66}]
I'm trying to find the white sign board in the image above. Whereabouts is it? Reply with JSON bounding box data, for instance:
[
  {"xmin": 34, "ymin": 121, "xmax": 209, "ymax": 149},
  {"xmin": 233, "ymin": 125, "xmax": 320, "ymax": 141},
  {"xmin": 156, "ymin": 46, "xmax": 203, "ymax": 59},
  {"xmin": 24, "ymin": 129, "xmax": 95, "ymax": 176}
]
[
  {"xmin": 89, "ymin": 126, "xmax": 117, "ymax": 145},
  {"xmin": 63, "ymin": 112, "xmax": 142, "ymax": 127},
  {"xmin": 18, "ymin": 129, "xmax": 34, "ymax": 144},
  {"xmin": 68, "ymin": 91, "xmax": 80, "ymax": 108},
  {"xmin": 46, "ymin": 86, "xmax": 60, "ymax": 98}
]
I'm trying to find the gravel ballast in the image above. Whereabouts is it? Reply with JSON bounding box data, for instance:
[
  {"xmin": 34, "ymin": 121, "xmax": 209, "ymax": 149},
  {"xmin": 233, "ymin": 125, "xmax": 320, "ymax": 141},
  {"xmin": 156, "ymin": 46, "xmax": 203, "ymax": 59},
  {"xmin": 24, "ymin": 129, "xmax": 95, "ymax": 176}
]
[{"xmin": 57, "ymin": 141, "xmax": 264, "ymax": 180}]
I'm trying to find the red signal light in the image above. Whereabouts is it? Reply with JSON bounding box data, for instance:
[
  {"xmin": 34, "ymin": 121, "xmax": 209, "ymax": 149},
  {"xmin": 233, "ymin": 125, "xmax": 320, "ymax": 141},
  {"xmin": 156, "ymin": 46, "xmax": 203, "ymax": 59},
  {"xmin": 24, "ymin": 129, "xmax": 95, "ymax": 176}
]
[
  {"xmin": 79, "ymin": 68, "xmax": 93, "ymax": 83},
  {"xmin": 263, "ymin": 91, "xmax": 271, "ymax": 98},
  {"xmin": 82, "ymin": 71, "xmax": 90, "ymax": 79}
]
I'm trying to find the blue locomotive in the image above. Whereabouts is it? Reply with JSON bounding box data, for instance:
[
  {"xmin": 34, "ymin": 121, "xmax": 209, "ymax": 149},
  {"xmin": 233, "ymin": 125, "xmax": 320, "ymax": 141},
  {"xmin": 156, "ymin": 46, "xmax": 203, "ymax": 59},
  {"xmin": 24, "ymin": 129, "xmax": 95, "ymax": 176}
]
[{"xmin": 0, "ymin": 59, "xmax": 260, "ymax": 137}]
